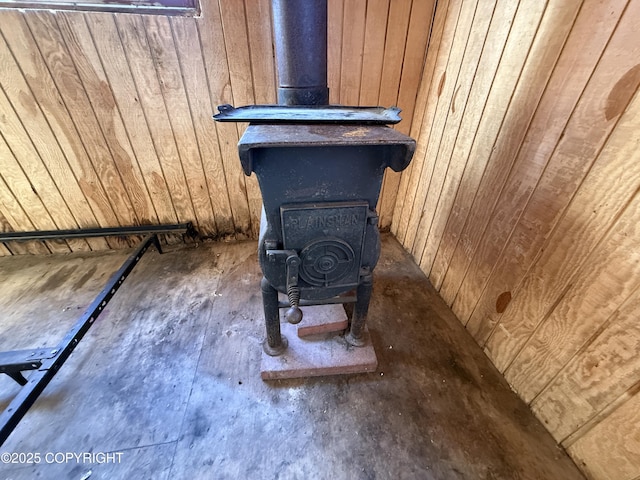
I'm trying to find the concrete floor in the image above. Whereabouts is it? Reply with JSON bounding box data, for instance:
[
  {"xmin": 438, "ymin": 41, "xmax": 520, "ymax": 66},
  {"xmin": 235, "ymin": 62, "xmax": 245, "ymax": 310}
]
[{"xmin": 0, "ymin": 234, "xmax": 585, "ymax": 480}]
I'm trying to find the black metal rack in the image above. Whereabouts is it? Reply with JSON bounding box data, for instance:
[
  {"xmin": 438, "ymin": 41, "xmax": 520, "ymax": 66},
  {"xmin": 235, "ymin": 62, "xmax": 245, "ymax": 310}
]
[{"xmin": 0, "ymin": 223, "xmax": 194, "ymax": 446}]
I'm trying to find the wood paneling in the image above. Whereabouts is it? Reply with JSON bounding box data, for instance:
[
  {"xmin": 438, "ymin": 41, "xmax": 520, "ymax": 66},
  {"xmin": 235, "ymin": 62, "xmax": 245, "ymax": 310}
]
[
  {"xmin": 395, "ymin": 0, "xmax": 640, "ymax": 478},
  {"xmin": 0, "ymin": 0, "xmax": 431, "ymax": 253}
]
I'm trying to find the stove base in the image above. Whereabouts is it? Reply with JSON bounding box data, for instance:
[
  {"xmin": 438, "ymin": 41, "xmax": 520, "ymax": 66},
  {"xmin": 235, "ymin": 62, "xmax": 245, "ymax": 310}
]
[
  {"xmin": 260, "ymin": 324, "xmax": 377, "ymax": 380},
  {"xmin": 293, "ymin": 303, "xmax": 349, "ymax": 337}
]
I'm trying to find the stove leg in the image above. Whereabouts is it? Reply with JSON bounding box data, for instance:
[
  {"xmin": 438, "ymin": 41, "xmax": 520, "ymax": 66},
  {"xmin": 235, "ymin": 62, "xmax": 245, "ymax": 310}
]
[
  {"xmin": 261, "ymin": 277, "xmax": 288, "ymax": 356},
  {"xmin": 345, "ymin": 270, "xmax": 372, "ymax": 347}
]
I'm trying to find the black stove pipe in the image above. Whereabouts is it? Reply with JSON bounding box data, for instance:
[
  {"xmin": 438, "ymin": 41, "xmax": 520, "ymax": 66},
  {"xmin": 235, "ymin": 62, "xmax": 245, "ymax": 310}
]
[{"xmin": 271, "ymin": 0, "xmax": 329, "ymax": 106}]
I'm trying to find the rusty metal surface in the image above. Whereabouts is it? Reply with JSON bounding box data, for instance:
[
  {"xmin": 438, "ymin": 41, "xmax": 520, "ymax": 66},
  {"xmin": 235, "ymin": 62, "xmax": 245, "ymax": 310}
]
[{"xmin": 213, "ymin": 104, "xmax": 403, "ymax": 124}]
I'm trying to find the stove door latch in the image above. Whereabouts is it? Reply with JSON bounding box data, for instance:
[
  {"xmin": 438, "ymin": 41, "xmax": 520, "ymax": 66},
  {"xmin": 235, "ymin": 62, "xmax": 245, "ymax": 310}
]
[{"xmin": 266, "ymin": 249, "xmax": 303, "ymax": 324}]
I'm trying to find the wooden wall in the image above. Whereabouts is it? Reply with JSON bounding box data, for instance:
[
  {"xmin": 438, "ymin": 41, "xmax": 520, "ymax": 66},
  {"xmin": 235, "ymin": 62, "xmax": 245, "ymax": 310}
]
[
  {"xmin": 393, "ymin": 0, "xmax": 640, "ymax": 479},
  {"xmin": 0, "ymin": 0, "xmax": 434, "ymax": 255}
]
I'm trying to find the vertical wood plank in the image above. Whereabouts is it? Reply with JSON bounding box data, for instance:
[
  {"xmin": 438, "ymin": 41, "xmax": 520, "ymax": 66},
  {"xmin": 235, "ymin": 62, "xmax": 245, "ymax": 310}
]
[
  {"xmin": 449, "ymin": 0, "xmax": 583, "ymax": 327},
  {"xmin": 339, "ymin": 0, "xmax": 366, "ymax": 106},
  {"xmin": 26, "ymin": 11, "xmax": 137, "ymax": 232},
  {"xmin": 568, "ymin": 390, "xmax": 640, "ymax": 480},
  {"xmin": 327, "ymin": 0, "xmax": 343, "ymax": 104},
  {"xmin": 436, "ymin": 0, "xmax": 548, "ymax": 306},
  {"xmin": 393, "ymin": 0, "xmax": 451, "ymax": 240},
  {"xmin": 531, "ymin": 284, "xmax": 640, "ymax": 443},
  {"xmin": 143, "ymin": 15, "xmax": 216, "ymax": 237},
  {"xmin": 396, "ymin": 0, "xmax": 436, "ymax": 136},
  {"xmin": 412, "ymin": 0, "xmax": 501, "ymax": 275},
  {"xmin": 390, "ymin": 0, "xmax": 436, "ymax": 237},
  {"xmin": 0, "ymin": 170, "xmax": 50, "ymax": 255},
  {"xmin": 340, "ymin": 2, "xmax": 367, "ymax": 105},
  {"xmin": 502, "ymin": 95, "xmax": 640, "ymax": 402},
  {"xmin": 217, "ymin": 0, "xmax": 261, "ymax": 238},
  {"xmin": 56, "ymin": 12, "xmax": 161, "ymax": 228},
  {"xmin": 405, "ymin": 0, "xmax": 518, "ymax": 273},
  {"xmin": 170, "ymin": 15, "xmax": 235, "ymax": 236},
  {"xmin": 403, "ymin": 0, "xmax": 479, "ymax": 257},
  {"xmin": 485, "ymin": 2, "xmax": 640, "ymax": 373},
  {"xmin": 463, "ymin": 0, "xmax": 627, "ymax": 344},
  {"xmin": 114, "ymin": 14, "xmax": 197, "ymax": 227},
  {"xmin": 377, "ymin": 0, "xmax": 413, "ymax": 229},
  {"xmin": 0, "ymin": 17, "xmax": 100, "ymax": 252},
  {"xmin": 359, "ymin": 0, "xmax": 390, "ymax": 106},
  {"xmin": 393, "ymin": 0, "xmax": 460, "ymax": 243},
  {"xmin": 196, "ymin": 5, "xmax": 252, "ymax": 238},
  {"xmin": 243, "ymin": 0, "xmax": 276, "ymax": 105},
  {"xmin": 73, "ymin": 13, "xmax": 179, "ymax": 227}
]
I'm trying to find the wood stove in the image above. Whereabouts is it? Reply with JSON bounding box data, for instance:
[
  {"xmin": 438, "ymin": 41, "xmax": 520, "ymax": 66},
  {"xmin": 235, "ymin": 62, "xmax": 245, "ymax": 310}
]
[{"xmin": 214, "ymin": 0, "xmax": 415, "ymax": 363}]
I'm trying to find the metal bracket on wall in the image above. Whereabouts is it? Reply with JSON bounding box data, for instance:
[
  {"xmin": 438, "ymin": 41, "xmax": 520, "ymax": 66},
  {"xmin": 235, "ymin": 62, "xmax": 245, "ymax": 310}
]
[{"xmin": 0, "ymin": 223, "xmax": 193, "ymax": 446}]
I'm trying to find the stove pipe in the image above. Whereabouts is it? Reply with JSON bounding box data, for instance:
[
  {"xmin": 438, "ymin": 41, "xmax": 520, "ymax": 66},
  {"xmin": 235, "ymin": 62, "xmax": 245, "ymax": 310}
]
[{"xmin": 271, "ymin": 0, "xmax": 329, "ymax": 105}]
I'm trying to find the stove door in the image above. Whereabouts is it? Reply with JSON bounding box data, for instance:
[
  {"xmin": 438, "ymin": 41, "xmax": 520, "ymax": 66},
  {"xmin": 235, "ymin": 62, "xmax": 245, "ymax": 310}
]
[{"xmin": 281, "ymin": 201, "xmax": 369, "ymax": 296}]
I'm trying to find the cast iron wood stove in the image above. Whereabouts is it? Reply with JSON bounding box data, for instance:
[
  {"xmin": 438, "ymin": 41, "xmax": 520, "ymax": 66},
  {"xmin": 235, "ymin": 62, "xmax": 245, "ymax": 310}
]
[{"xmin": 215, "ymin": 0, "xmax": 415, "ymax": 359}]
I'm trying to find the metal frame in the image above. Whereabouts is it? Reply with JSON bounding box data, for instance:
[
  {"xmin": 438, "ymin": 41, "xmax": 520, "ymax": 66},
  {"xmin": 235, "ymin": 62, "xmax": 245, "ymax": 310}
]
[
  {"xmin": 0, "ymin": 223, "xmax": 196, "ymax": 242},
  {"xmin": 0, "ymin": 224, "xmax": 192, "ymax": 446}
]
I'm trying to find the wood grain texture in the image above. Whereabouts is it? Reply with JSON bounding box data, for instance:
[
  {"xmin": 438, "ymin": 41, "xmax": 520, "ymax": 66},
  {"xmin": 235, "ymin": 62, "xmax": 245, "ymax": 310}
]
[
  {"xmin": 427, "ymin": 0, "xmax": 521, "ymax": 290},
  {"xmin": 0, "ymin": 209, "xmax": 13, "ymax": 255},
  {"xmin": 55, "ymin": 12, "xmax": 160, "ymax": 228},
  {"xmin": 503, "ymin": 93, "xmax": 640, "ymax": 402},
  {"xmin": 408, "ymin": 0, "xmax": 482, "ymax": 261},
  {"xmin": 392, "ymin": 0, "xmax": 444, "ymax": 239},
  {"xmin": 436, "ymin": 0, "xmax": 548, "ymax": 307},
  {"xmin": 359, "ymin": 0, "xmax": 391, "ymax": 106},
  {"xmin": 243, "ymin": 0, "xmax": 276, "ymax": 105},
  {"xmin": 413, "ymin": 0, "xmax": 502, "ymax": 275},
  {"xmin": 397, "ymin": 1, "xmax": 640, "ymax": 478},
  {"xmin": 339, "ymin": 0, "xmax": 366, "ymax": 106},
  {"xmin": 196, "ymin": 3, "xmax": 252, "ymax": 238},
  {"xmin": 0, "ymin": 1, "xmax": 424, "ymax": 248},
  {"xmin": 396, "ymin": 0, "xmax": 436, "ymax": 138},
  {"xmin": 169, "ymin": 16, "xmax": 234, "ymax": 236},
  {"xmin": 531, "ymin": 284, "xmax": 640, "ymax": 443},
  {"xmin": 26, "ymin": 11, "xmax": 136, "ymax": 234},
  {"xmin": 402, "ymin": 0, "xmax": 471, "ymax": 253},
  {"xmin": 217, "ymin": 0, "xmax": 261, "ymax": 238},
  {"xmin": 394, "ymin": 0, "xmax": 462, "ymax": 244},
  {"xmin": 485, "ymin": 1, "xmax": 640, "ymax": 374},
  {"xmin": 0, "ymin": 19, "xmax": 96, "ymax": 252},
  {"xmin": 327, "ymin": 0, "xmax": 344, "ymax": 105},
  {"xmin": 568, "ymin": 389, "xmax": 640, "ymax": 480},
  {"xmin": 114, "ymin": 14, "xmax": 197, "ymax": 226},
  {"xmin": 81, "ymin": 13, "xmax": 179, "ymax": 226},
  {"xmin": 465, "ymin": 0, "xmax": 627, "ymax": 345},
  {"xmin": 451, "ymin": 0, "xmax": 582, "ymax": 329},
  {"xmin": 143, "ymin": 15, "xmax": 216, "ymax": 237},
  {"xmin": 0, "ymin": 170, "xmax": 51, "ymax": 255},
  {"xmin": 0, "ymin": 135, "xmax": 58, "ymax": 255},
  {"xmin": 377, "ymin": 0, "xmax": 413, "ymax": 229}
]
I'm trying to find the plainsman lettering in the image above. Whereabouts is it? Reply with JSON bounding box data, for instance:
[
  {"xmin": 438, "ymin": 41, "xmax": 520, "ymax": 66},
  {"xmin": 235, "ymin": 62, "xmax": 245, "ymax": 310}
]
[{"xmin": 288, "ymin": 214, "xmax": 360, "ymax": 229}]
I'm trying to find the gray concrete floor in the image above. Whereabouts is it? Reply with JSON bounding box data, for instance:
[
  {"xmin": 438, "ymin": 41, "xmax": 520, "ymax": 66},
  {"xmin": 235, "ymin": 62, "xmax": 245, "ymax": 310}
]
[{"xmin": 0, "ymin": 234, "xmax": 585, "ymax": 480}]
